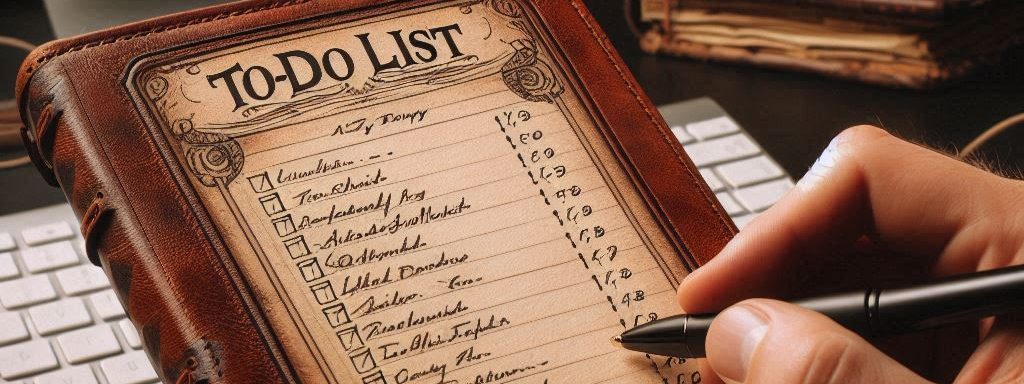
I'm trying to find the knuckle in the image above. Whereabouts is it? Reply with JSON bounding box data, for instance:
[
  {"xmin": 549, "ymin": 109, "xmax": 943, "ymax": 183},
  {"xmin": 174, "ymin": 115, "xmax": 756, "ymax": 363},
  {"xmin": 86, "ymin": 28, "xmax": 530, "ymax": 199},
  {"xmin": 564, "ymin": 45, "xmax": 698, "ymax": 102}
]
[
  {"xmin": 795, "ymin": 335, "xmax": 859, "ymax": 384},
  {"xmin": 839, "ymin": 125, "xmax": 888, "ymax": 141},
  {"xmin": 836, "ymin": 125, "xmax": 888, "ymax": 154},
  {"xmin": 832, "ymin": 125, "xmax": 892, "ymax": 169}
]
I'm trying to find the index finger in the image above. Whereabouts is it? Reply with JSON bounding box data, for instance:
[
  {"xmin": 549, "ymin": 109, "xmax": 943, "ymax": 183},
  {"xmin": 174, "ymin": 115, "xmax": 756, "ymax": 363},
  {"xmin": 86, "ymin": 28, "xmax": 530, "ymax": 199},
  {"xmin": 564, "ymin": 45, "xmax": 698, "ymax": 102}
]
[{"xmin": 678, "ymin": 126, "xmax": 1024, "ymax": 313}]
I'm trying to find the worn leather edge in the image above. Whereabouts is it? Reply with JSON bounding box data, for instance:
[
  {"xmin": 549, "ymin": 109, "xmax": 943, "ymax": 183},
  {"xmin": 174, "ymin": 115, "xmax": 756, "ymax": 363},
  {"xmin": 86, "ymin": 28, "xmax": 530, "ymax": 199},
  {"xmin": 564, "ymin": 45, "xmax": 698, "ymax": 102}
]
[
  {"xmin": 15, "ymin": 2, "xmax": 327, "ymax": 382},
  {"xmin": 24, "ymin": 57, "xmax": 295, "ymax": 382}
]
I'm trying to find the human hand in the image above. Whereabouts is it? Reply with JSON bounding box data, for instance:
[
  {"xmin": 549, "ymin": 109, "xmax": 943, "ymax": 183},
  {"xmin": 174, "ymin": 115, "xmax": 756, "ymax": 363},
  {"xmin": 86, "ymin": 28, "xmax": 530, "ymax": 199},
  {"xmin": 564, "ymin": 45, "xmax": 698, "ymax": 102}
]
[{"xmin": 678, "ymin": 126, "xmax": 1024, "ymax": 383}]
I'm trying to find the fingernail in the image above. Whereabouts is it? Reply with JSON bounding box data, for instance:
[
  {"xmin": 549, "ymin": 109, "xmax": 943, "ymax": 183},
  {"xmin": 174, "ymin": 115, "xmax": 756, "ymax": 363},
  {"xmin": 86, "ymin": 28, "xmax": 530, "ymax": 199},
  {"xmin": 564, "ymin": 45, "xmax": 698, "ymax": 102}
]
[
  {"xmin": 797, "ymin": 134, "xmax": 845, "ymax": 191},
  {"xmin": 711, "ymin": 305, "xmax": 769, "ymax": 382}
]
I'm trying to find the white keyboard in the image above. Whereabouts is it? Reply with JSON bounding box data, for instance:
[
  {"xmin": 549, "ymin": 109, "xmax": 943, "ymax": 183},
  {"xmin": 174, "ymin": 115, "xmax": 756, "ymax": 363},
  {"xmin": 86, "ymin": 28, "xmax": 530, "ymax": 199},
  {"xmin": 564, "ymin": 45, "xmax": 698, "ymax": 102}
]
[
  {"xmin": 660, "ymin": 97, "xmax": 795, "ymax": 229},
  {"xmin": 0, "ymin": 205, "xmax": 157, "ymax": 384},
  {"xmin": 0, "ymin": 97, "xmax": 789, "ymax": 384}
]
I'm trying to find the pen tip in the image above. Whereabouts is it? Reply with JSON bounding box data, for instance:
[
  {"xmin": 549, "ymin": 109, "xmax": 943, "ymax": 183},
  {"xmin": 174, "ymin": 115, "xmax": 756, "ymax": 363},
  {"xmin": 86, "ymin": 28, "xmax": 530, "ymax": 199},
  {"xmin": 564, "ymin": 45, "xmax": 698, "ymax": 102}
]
[{"xmin": 610, "ymin": 335, "xmax": 623, "ymax": 348}]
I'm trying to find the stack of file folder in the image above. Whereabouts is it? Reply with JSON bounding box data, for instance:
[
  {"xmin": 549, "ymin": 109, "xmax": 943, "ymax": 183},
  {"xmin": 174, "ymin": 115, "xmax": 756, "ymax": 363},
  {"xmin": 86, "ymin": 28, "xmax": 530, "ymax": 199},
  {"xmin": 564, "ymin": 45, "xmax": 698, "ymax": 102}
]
[{"xmin": 634, "ymin": 0, "xmax": 1024, "ymax": 88}]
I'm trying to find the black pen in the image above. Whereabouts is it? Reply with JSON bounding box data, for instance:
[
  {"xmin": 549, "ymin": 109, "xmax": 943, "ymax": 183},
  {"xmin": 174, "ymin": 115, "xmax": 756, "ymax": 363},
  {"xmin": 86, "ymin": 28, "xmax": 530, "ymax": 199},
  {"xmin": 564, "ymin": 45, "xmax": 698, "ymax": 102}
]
[{"xmin": 614, "ymin": 264, "xmax": 1024, "ymax": 358}]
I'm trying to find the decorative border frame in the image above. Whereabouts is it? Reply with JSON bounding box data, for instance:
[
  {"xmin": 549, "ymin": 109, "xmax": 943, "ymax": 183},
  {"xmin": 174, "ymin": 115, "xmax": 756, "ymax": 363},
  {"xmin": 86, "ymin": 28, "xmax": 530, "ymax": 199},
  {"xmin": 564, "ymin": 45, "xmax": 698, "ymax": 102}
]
[{"xmin": 123, "ymin": 1, "xmax": 696, "ymax": 382}]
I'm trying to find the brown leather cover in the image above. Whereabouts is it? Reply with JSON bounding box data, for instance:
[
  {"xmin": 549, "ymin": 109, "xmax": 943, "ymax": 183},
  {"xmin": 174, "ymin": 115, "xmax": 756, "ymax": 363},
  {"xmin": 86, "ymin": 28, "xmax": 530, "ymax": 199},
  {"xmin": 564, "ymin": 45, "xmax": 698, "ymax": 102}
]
[{"xmin": 17, "ymin": 1, "xmax": 735, "ymax": 383}]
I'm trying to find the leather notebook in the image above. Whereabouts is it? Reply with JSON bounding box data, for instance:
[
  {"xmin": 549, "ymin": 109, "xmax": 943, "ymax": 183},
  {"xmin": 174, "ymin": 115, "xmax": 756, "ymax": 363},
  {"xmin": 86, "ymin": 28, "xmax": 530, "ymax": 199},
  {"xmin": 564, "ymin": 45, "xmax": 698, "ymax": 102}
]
[{"xmin": 16, "ymin": 1, "xmax": 735, "ymax": 383}]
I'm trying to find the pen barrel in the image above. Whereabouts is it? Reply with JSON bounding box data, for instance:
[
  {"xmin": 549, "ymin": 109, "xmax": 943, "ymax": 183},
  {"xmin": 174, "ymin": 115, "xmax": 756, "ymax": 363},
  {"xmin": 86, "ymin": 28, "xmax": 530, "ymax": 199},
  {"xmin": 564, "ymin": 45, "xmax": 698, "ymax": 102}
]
[
  {"xmin": 618, "ymin": 266, "xmax": 1024, "ymax": 358},
  {"xmin": 868, "ymin": 266, "xmax": 1024, "ymax": 335},
  {"xmin": 874, "ymin": 265, "xmax": 1024, "ymax": 334},
  {"xmin": 793, "ymin": 291, "xmax": 874, "ymax": 335}
]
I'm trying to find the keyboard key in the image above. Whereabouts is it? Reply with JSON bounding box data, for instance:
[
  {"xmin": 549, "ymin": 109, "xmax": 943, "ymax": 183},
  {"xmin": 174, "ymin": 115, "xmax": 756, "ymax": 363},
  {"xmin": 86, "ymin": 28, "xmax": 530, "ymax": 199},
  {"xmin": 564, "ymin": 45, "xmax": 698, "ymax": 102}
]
[
  {"xmin": 28, "ymin": 297, "xmax": 93, "ymax": 336},
  {"xmin": 57, "ymin": 324, "xmax": 122, "ymax": 364},
  {"xmin": 118, "ymin": 319, "xmax": 142, "ymax": 349},
  {"xmin": 716, "ymin": 192, "xmax": 746, "ymax": 216},
  {"xmin": 699, "ymin": 168, "xmax": 725, "ymax": 192},
  {"xmin": 0, "ymin": 275, "xmax": 57, "ymax": 309},
  {"xmin": 0, "ymin": 339, "xmax": 59, "ymax": 379},
  {"xmin": 0, "ymin": 252, "xmax": 20, "ymax": 280},
  {"xmin": 20, "ymin": 241, "xmax": 80, "ymax": 273},
  {"xmin": 34, "ymin": 365, "xmax": 99, "ymax": 384},
  {"xmin": 89, "ymin": 290, "xmax": 126, "ymax": 320},
  {"xmin": 669, "ymin": 126, "xmax": 695, "ymax": 144},
  {"xmin": 0, "ymin": 312, "xmax": 30, "ymax": 345},
  {"xmin": 733, "ymin": 213, "xmax": 758, "ymax": 230},
  {"xmin": 687, "ymin": 115, "xmax": 740, "ymax": 140},
  {"xmin": 716, "ymin": 156, "xmax": 785, "ymax": 188},
  {"xmin": 0, "ymin": 233, "xmax": 15, "ymax": 251},
  {"xmin": 57, "ymin": 265, "xmax": 110, "ymax": 295},
  {"xmin": 684, "ymin": 134, "xmax": 760, "ymax": 167},
  {"xmin": 101, "ymin": 350, "xmax": 158, "ymax": 384},
  {"xmin": 21, "ymin": 222, "xmax": 75, "ymax": 246},
  {"xmin": 734, "ymin": 179, "xmax": 795, "ymax": 212}
]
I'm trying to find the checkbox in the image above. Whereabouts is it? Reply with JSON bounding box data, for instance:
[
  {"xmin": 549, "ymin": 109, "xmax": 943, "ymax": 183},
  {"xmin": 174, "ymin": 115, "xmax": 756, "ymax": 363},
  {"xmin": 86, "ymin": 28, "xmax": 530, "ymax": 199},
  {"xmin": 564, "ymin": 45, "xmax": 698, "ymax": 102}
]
[
  {"xmin": 310, "ymin": 281, "xmax": 338, "ymax": 305},
  {"xmin": 259, "ymin": 193, "xmax": 286, "ymax": 216},
  {"xmin": 349, "ymin": 348, "xmax": 378, "ymax": 373},
  {"xmin": 336, "ymin": 326, "xmax": 365, "ymax": 352},
  {"xmin": 247, "ymin": 172, "xmax": 275, "ymax": 193},
  {"xmin": 273, "ymin": 215, "xmax": 297, "ymax": 237},
  {"xmin": 283, "ymin": 236, "xmax": 311, "ymax": 259},
  {"xmin": 322, "ymin": 302, "xmax": 350, "ymax": 327},
  {"xmin": 362, "ymin": 371, "xmax": 386, "ymax": 384},
  {"xmin": 296, "ymin": 257, "xmax": 324, "ymax": 282}
]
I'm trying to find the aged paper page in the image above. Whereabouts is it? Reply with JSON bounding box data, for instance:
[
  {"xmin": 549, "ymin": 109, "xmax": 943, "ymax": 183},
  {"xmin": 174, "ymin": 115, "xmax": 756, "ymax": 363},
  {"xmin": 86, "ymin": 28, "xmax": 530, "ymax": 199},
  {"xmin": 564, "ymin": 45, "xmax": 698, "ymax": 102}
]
[{"xmin": 131, "ymin": 1, "xmax": 701, "ymax": 383}]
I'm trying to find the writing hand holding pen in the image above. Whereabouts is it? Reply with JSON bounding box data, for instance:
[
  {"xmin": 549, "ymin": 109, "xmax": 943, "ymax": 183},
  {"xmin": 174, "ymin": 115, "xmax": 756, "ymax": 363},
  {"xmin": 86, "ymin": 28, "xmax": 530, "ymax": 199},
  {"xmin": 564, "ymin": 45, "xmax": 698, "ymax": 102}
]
[{"xmin": 677, "ymin": 126, "xmax": 1024, "ymax": 383}]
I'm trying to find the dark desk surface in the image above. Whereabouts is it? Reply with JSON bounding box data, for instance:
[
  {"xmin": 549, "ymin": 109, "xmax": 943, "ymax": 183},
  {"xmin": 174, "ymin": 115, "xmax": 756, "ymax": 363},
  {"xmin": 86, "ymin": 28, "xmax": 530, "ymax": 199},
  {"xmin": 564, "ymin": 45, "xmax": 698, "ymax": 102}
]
[{"xmin": 2, "ymin": 1, "xmax": 1022, "ymax": 215}]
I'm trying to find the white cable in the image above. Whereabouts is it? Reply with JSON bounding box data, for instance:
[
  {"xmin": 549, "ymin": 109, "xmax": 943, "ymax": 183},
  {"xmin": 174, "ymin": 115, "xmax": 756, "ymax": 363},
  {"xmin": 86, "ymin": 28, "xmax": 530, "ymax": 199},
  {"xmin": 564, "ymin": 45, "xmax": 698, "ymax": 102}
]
[
  {"xmin": 960, "ymin": 112, "xmax": 1024, "ymax": 160},
  {"xmin": 0, "ymin": 35, "xmax": 36, "ymax": 170}
]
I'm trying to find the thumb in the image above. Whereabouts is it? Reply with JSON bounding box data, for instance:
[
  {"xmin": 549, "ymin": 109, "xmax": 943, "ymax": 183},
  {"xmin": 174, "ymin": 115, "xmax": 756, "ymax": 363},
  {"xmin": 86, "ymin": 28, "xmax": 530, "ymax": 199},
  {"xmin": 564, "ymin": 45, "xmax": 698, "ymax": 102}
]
[{"xmin": 705, "ymin": 299, "xmax": 929, "ymax": 384}]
